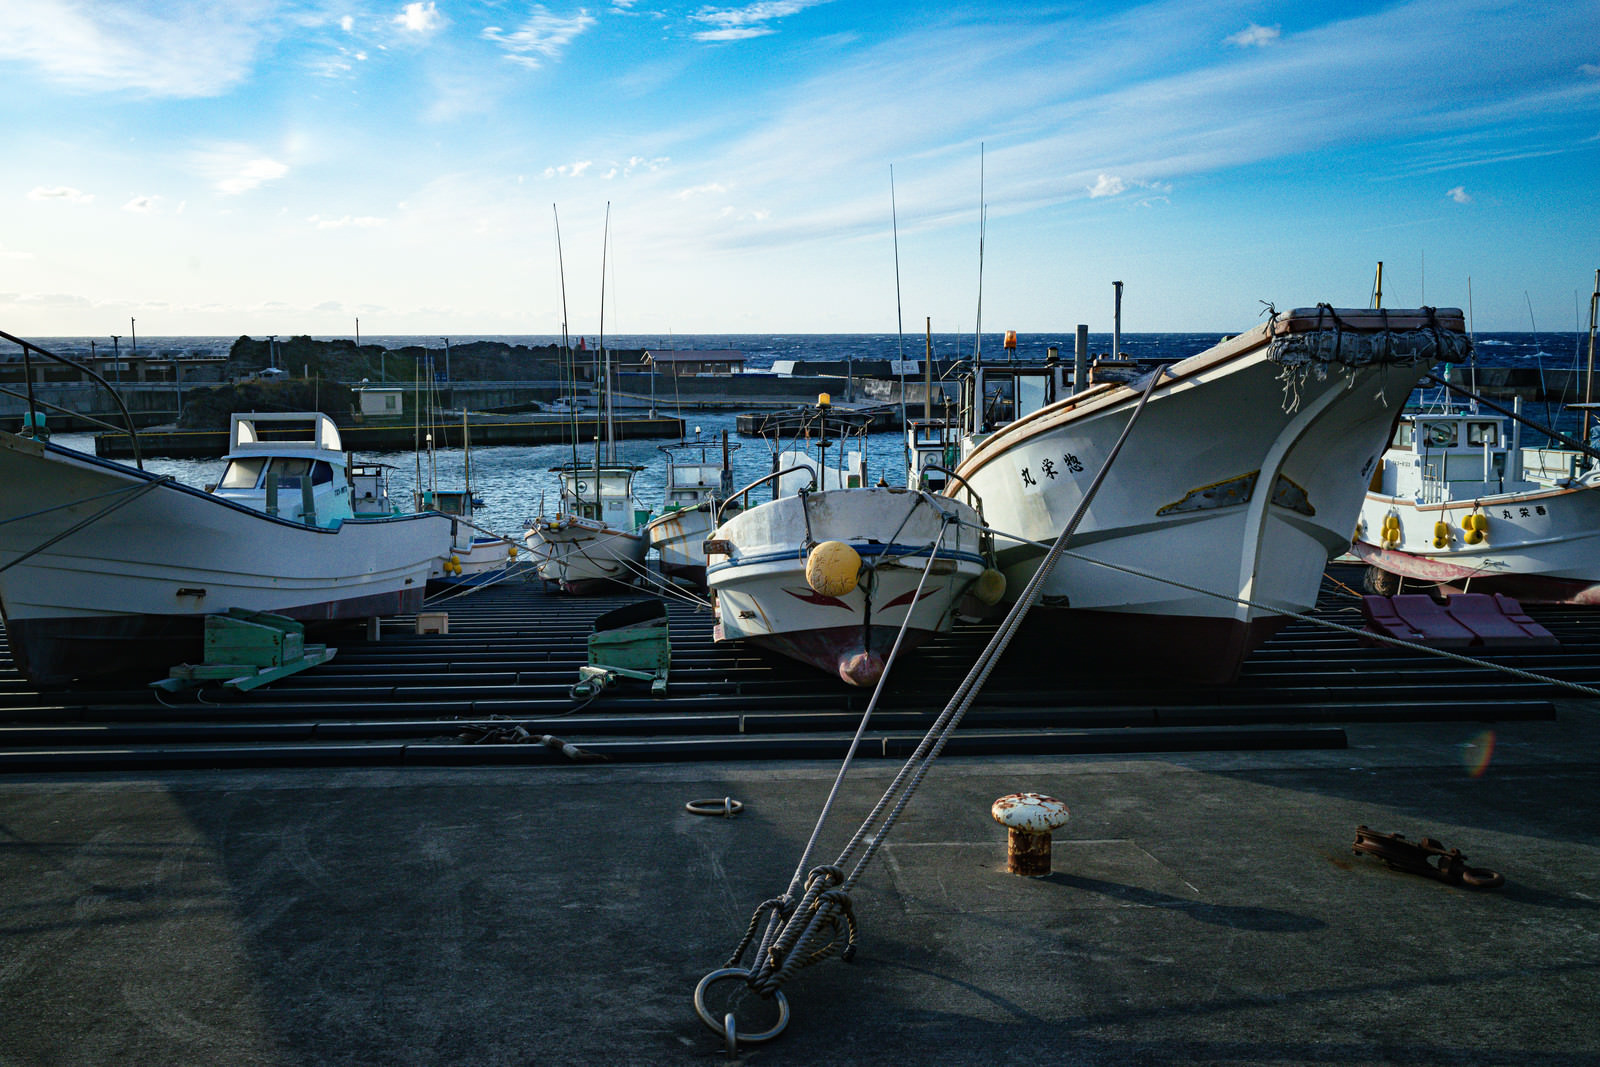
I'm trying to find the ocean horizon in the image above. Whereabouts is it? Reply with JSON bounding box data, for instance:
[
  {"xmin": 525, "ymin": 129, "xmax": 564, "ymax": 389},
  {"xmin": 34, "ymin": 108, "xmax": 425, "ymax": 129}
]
[{"xmin": 4, "ymin": 329, "xmax": 1594, "ymax": 372}]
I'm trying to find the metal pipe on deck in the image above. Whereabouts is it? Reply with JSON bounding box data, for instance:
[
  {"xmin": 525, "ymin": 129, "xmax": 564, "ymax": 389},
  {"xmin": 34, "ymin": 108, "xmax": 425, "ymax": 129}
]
[{"xmin": 1074, "ymin": 324, "xmax": 1089, "ymax": 395}]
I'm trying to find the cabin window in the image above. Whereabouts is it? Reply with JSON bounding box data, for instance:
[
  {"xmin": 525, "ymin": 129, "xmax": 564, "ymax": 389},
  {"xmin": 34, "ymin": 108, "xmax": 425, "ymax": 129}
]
[
  {"xmin": 1394, "ymin": 423, "xmax": 1415, "ymax": 449},
  {"xmin": 1467, "ymin": 422, "xmax": 1498, "ymax": 447},
  {"xmin": 1424, "ymin": 422, "xmax": 1458, "ymax": 449},
  {"xmin": 312, "ymin": 461, "xmax": 334, "ymax": 485},
  {"xmin": 219, "ymin": 457, "xmax": 267, "ymax": 489},
  {"xmin": 269, "ymin": 458, "xmax": 312, "ymax": 488}
]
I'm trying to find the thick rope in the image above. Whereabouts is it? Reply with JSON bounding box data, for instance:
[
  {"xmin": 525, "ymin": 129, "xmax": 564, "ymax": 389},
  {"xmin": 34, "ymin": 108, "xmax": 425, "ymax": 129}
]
[
  {"xmin": 971, "ymin": 520, "xmax": 1600, "ymax": 701},
  {"xmin": 733, "ymin": 366, "xmax": 1170, "ymax": 998}
]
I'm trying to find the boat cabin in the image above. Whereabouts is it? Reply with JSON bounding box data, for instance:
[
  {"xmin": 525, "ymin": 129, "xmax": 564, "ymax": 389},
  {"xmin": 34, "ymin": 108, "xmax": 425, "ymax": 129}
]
[
  {"xmin": 551, "ymin": 462, "xmax": 650, "ymax": 531},
  {"xmin": 907, "ymin": 418, "xmax": 960, "ymax": 492},
  {"xmin": 658, "ymin": 434, "xmax": 737, "ymax": 511},
  {"xmin": 211, "ymin": 413, "xmax": 355, "ymax": 526}
]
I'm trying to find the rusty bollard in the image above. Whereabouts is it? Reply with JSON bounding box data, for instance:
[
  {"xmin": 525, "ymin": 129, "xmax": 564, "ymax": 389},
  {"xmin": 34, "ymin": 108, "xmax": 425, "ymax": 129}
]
[{"xmin": 992, "ymin": 792, "xmax": 1070, "ymax": 877}]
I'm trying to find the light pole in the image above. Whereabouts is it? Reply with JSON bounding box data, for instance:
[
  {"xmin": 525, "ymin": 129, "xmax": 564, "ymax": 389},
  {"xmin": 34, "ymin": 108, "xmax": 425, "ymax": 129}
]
[
  {"xmin": 110, "ymin": 335, "xmax": 120, "ymax": 384},
  {"xmin": 442, "ymin": 337, "xmax": 450, "ymax": 383}
]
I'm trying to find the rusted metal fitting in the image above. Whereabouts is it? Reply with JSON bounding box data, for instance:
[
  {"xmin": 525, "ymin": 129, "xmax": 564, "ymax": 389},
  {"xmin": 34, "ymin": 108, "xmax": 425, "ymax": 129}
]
[
  {"xmin": 992, "ymin": 792, "xmax": 1070, "ymax": 877},
  {"xmin": 1352, "ymin": 825, "xmax": 1505, "ymax": 889}
]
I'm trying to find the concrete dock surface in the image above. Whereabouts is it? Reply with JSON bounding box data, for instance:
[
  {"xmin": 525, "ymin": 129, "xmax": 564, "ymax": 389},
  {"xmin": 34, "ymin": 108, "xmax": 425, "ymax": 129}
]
[{"xmin": 2, "ymin": 704, "xmax": 1597, "ymax": 1065}]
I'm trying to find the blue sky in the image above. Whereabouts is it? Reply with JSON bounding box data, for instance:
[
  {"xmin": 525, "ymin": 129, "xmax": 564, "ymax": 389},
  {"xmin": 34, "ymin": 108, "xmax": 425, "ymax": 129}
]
[{"xmin": 3, "ymin": 0, "xmax": 1597, "ymax": 337}]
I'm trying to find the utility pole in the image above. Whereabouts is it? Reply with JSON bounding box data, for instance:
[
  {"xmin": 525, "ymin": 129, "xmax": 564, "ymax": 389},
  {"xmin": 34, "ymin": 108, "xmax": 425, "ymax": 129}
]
[{"xmin": 110, "ymin": 335, "xmax": 121, "ymax": 384}]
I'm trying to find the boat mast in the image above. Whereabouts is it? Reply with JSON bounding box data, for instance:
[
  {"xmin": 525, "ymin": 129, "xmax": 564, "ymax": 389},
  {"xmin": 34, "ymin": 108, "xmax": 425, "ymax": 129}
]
[
  {"xmin": 553, "ymin": 205, "xmax": 579, "ymax": 481},
  {"xmin": 890, "ymin": 164, "xmax": 908, "ymax": 478},
  {"xmin": 1585, "ymin": 269, "xmax": 1599, "ymax": 447},
  {"xmin": 600, "ymin": 202, "xmax": 615, "ymax": 466}
]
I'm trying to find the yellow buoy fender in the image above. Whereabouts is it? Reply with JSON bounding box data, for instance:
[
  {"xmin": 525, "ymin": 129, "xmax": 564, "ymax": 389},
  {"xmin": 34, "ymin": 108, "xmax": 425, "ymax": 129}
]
[
  {"xmin": 972, "ymin": 567, "xmax": 1007, "ymax": 606},
  {"xmin": 1433, "ymin": 520, "xmax": 1450, "ymax": 549},
  {"xmin": 806, "ymin": 540, "xmax": 861, "ymax": 596}
]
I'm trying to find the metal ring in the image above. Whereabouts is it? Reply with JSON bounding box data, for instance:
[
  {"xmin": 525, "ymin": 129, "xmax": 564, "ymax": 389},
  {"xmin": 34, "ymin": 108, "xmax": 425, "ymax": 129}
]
[
  {"xmin": 724, "ymin": 1013, "xmax": 737, "ymax": 1058},
  {"xmin": 693, "ymin": 968, "xmax": 789, "ymax": 1045},
  {"xmin": 686, "ymin": 797, "xmax": 743, "ymax": 817}
]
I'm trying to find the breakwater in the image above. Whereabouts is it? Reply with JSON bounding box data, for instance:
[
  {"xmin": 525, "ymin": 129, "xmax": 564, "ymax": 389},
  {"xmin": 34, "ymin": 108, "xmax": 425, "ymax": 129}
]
[{"xmin": 93, "ymin": 413, "xmax": 687, "ymax": 459}]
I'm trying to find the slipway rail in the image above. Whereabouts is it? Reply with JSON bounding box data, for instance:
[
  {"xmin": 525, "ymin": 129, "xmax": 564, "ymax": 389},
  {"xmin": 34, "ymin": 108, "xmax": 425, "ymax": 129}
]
[{"xmin": 0, "ymin": 565, "xmax": 1593, "ymax": 772}]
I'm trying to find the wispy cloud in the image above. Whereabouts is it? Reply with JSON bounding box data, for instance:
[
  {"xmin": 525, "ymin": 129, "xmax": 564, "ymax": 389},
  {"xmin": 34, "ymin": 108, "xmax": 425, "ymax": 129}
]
[
  {"xmin": 394, "ymin": 1, "xmax": 443, "ymax": 34},
  {"xmin": 1447, "ymin": 185, "xmax": 1471, "ymax": 203},
  {"xmin": 689, "ymin": 0, "xmax": 831, "ymax": 42},
  {"xmin": 28, "ymin": 186, "xmax": 93, "ymax": 203},
  {"xmin": 192, "ymin": 147, "xmax": 290, "ymax": 195},
  {"xmin": 483, "ymin": 8, "xmax": 596, "ymax": 68},
  {"xmin": 1225, "ymin": 23, "xmax": 1281, "ymax": 47},
  {"xmin": 309, "ymin": 215, "xmax": 387, "ymax": 229},
  {"xmin": 0, "ymin": 1, "xmax": 272, "ymax": 97},
  {"xmin": 544, "ymin": 160, "xmax": 595, "ymax": 178},
  {"xmin": 676, "ymin": 182, "xmax": 728, "ymax": 199},
  {"xmin": 123, "ymin": 195, "xmax": 160, "ymax": 213},
  {"xmin": 1087, "ymin": 174, "xmax": 1127, "ymax": 198}
]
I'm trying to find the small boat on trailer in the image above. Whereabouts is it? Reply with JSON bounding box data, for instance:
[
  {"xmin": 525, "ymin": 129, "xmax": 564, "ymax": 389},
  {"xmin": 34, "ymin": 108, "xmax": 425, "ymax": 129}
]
[
  {"xmin": 0, "ymin": 411, "xmax": 453, "ymax": 687},
  {"xmin": 640, "ymin": 430, "xmax": 739, "ymax": 590},
  {"xmin": 706, "ymin": 400, "xmax": 995, "ymax": 687},
  {"xmin": 954, "ymin": 305, "xmax": 1471, "ymax": 683}
]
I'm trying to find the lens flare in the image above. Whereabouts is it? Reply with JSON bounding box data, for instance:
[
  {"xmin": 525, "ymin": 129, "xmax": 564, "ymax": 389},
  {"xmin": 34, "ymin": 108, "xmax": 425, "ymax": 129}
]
[{"xmin": 1462, "ymin": 729, "xmax": 1496, "ymax": 778}]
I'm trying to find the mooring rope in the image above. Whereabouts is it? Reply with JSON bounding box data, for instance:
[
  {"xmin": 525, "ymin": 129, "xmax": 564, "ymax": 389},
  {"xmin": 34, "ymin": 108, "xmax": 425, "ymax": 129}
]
[
  {"xmin": 970, "ymin": 520, "xmax": 1600, "ymax": 701},
  {"xmin": 0, "ymin": 475, "xmax": 174, "ymax": 574},
  {"xmin": 701, "ymin": 366, "xmax": 1171, "ymax": 1042}
]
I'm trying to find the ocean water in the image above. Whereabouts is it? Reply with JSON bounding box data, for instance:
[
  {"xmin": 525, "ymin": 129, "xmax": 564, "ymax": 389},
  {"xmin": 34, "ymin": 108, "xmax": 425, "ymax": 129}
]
[
  {"xmin": 8, "ymin": 328, "xmax": 1593, "ymax": 372},
  {"xmin": 30, "ymin": 327, "xmax": 1600, "ymax": 542}
]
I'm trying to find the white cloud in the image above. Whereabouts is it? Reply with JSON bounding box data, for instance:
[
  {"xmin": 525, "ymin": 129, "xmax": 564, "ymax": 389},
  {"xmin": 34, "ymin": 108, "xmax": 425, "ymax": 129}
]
[
  {"xmin": 192, "ymin": 148, "xmax": 290, "ymax": 195},
  {"xmin": 123, "ymin": 195, "xmax": 159, "ymax": 213},
  {"xmin": 309, "ymin": 215, "xmax": 387, "ymax": 228},
  {"xmin": 28, "ymin": 185, "xmax": 93, "ymax": 203},
  {"xmin": 543, "ymin": 160, "xmax": 595, "ymax": 178},
  {"xmin": 1087, "ymin": 174, "xmax": 1127, "ymax": 198},
  {"xmin": 483, "ymin": 9, "xmax": 596, "ymax": 68},
  {"xmin": 690, "ymin": 0, "xmax": 830, "ymax": 42},
  {"xmin": 1225, "ymin": 23, "xmax": 1281, "ymax": 47},
  {"xmin": 340, "ymin": 14, "xmax": 354, "ymax": 32},
  {"xmin": 676, "ymin": 182, "xmax": 728, "ymax": 199},
  {"xmin": 694, "ymin": 27, "xmax": 772, "ymax": 41},
  {"xmin": 394, "ymin": 1, "xmax": 442, "ymax": 34},
  {"xmin": 0, "ymin": 1, "xmax": 271, "ymax": 97},
  {"xmin": 1447, "ymin": 185, "xmax": 1471, "ymax": 203},
  {"xmin": 1581, "ymin": 62, "xmax": 1600, "ymax": 77}
]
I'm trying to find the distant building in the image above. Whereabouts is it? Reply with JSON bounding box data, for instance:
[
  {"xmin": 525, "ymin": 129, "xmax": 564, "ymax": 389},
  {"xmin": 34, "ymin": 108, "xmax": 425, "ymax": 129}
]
[
  {"xmin": 354, "ymin": 384, "xmax": 405, "ymax": 418},
  {"xmin": 644, "ymin": 350, "xmax": 746, "ymax": 377}
]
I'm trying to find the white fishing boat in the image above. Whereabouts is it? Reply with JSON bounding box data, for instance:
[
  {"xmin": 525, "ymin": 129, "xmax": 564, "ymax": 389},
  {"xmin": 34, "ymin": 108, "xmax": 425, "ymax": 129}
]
[
  {"xmin": 706, "ymin": 401, "xmax": 994, "ymax": 687},
  {"xmin": 525, "ymin": 461, "xmax": 652, "ymax": 594},
  {"xmin": 639, "ymin": 430, "xmax": 739, "ymax": 590},
  {"xmin": 525, "ymin": 212, "xmax": 656, "ymax": 595},
  {"xmin": 1351, "ymin": 394, "xmax": 1600, "ymax": 603},
  {"xmin": 414, "ymin": 410, "xmax": 516, "ymax": 592},
  {"xmin": 0, "ymin": 411, "xmax": 453, "ymax": 687},
  {"xmin": 954, "ymin": 305, "xmax": 1471, "ymax": 682}
]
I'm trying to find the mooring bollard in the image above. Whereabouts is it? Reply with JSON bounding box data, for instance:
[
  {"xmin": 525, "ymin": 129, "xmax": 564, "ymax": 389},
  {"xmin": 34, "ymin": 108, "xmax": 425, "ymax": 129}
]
[{"xmin": 991, "ymin": 792, "xmax": 1071, "ymax": 877}]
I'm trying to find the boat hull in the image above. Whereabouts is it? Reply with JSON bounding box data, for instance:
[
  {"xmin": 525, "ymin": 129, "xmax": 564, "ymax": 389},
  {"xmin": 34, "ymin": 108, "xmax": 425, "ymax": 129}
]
[
  {"xmin": 427, "ymin": 533, "xmax": 518, "ymax": 593},
  {"xmin": 642, "ymin": 503, "xmax": 718, "ymax": 589},
  {"xmin": 0, "ymin": 433, "xmax": 454, "ymax": 687},
  {"xmin": 1354, "ymin": 482, "xmax": 1600, "ymax": 604},
  {"xmin": 957, "ymin": 309, "xmax": 1457, "ymax": 682},
  {"xmin": 708, "ymin": 487, "xmax": 987, "ymax": 686},
  {"xmin": 525, "ymin": 515, "xmax": 649, "ymax": 594}
]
